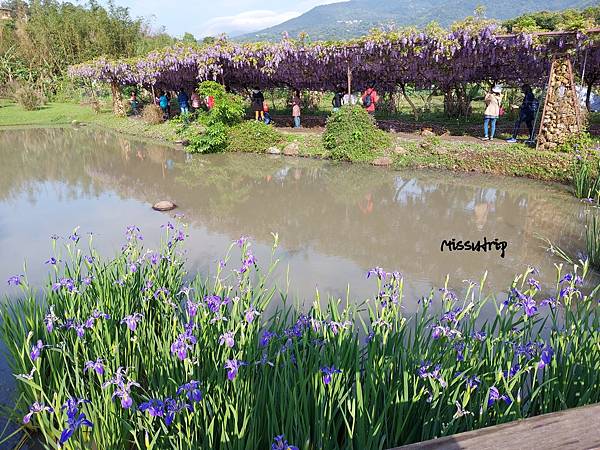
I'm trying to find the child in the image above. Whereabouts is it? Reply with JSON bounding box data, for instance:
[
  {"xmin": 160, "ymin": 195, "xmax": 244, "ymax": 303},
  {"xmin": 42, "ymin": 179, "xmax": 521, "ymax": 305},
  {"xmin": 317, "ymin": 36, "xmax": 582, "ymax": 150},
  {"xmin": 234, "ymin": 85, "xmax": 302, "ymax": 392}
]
[{"xmin": 263, "ymin": 101, "xmax": 272, "ymax": 125}]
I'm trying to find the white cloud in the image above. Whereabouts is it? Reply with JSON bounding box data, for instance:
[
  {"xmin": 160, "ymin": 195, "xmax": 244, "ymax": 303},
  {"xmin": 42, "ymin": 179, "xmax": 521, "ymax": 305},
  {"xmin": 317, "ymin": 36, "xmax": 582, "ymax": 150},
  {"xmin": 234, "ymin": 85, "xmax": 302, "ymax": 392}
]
[{"xmin": 199, "ymin": 10, "xmax": 302, "ymax": 37}]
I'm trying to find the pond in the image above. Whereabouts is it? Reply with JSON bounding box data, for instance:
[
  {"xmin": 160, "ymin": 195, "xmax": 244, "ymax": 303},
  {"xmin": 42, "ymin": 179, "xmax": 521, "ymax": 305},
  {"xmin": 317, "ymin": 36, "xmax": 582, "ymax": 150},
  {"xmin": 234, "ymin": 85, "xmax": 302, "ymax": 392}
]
[
  {"xmin": 0, "ymin": 127, "xmax": 588, "ymax": 307},
  {"xmin": 0, "ymin": 127, "xmax": 591, "ymax": 446}
]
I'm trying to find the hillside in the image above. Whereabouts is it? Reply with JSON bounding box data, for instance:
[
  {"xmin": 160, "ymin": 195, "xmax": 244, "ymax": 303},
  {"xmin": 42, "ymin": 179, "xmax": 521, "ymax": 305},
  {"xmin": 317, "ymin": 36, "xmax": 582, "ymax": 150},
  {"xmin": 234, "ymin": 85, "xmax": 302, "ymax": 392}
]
[{"xmin": 236, "ymin": 0, "xmax": 597, "ymax": 42}]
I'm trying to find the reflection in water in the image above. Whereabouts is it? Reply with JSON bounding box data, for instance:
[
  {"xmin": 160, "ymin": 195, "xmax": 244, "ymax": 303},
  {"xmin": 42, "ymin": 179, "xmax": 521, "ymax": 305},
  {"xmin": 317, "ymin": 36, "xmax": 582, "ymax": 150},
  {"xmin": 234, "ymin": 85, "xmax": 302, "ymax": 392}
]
[{"xmin": 0, "ymin": 127, "xmax": 589, "ymax": 310}]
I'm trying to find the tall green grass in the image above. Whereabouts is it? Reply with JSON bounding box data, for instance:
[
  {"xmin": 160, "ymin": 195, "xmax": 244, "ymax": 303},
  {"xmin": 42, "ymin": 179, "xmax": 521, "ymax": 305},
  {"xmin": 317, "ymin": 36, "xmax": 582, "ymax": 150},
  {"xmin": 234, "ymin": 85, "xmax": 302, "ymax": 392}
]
[{"xmin": 1, "ymin": 223, "xmax": 599, "ymax": 450}]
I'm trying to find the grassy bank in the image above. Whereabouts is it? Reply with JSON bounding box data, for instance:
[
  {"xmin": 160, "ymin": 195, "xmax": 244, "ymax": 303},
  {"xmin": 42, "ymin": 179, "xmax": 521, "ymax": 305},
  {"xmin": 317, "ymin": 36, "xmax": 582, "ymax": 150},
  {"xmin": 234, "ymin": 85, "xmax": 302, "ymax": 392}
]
[{"xmin": 0, "ymin": 100, "xmax": 577, "ymax": 183}]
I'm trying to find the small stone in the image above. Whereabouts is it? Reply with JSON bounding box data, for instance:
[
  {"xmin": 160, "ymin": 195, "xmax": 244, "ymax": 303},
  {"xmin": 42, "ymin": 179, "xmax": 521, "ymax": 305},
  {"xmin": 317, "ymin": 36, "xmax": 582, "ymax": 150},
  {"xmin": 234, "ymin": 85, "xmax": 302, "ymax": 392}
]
[
  {"xmin": 283, "ymin": 142, "xmax": 299, "ymax": 156},
  {"xmin": 266, "ymin": 147, "xmax": 281, "ymax": 154},
  {"xmin": 152, "ymin": 201, "xmax": 177, "ymax": 212},
  {"xmin": 393, "ymin": 146, "xmax": 408, "ymax": 156},
  {"xmin": 372, "ymin": 156, "xmax": 393, "ymax": 166},
  {"xmin": 421, "ymin": 128, "xmax": 435, "ymax": 137},
  {"xmin": 71, "ymin": 120, "xmax": 80, "ymax": 126}
]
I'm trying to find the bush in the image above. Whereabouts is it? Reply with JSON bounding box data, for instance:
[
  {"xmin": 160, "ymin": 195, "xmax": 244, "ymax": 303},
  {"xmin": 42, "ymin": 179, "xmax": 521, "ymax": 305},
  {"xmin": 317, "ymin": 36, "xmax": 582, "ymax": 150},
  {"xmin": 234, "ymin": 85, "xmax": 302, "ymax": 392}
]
[
  {"xmin": 11, "ymin": 82, "xmax": 46, "ymax": 110},
  {"xmin": 227, "ymin": 121, "xmax": 285, "ymax": 153},
  {"xmin": 323, "ymin": 106, "xmax": 392, "ymax": 162},
  {"xmin": 141, "ymin": 104, "xmax": 164, "ymax": 125}
]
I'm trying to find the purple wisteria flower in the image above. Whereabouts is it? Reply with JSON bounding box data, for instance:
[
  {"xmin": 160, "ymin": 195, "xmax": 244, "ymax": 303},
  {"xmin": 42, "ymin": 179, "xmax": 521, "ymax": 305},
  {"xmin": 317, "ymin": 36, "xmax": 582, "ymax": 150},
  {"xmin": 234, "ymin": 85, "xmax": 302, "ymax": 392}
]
[
  {"xmin": 59, "ymin": 398, "xmax": 93, "ymax": 445},
  {"xmin": 177, "ymin": 380, "xmax": 203, "ymax": 403},
  {"xmin": 170, "ymin": 326, "xmax": 197, "ymax": 361},
  {"xmin": 7, "ymin": 275, "xmax": 23, "ymax": 286},
  {"xmin": 272, "ymin": 434, "xmax": 299, "ymax": 450},
  {"xmin": 224, "ymin": 359, "xmax": 246, "ymax": 381},
  {"xmin": 538, "ymin": 345, "xmax": 554, "ymax": 370},
  {"xmin": 219, "ymin": 331, "xmax": 235, "ymax": 348},
  {"xmin": 244, "ymin": 305, "xmax": 260, "ymax": 323},
  {"xmin": 30, "ymin": 340, "xmax": 44, "ymax": 361},
  {"xmin": 488, "ymin": 386, "xmax": 512, "ymax": 407},
  {"xmin": 84, "ymin": 358, "xmax": 105, "ymax": 375},
  {"xmin": 121, "ymin": 313, "xmax": 143, "ymax": 332},
  {"xmin": 320, "ymin": 366, "xmax": 342, "ymax": 385},
  {"xmin": 23, "ymin": 401, "xmax": 54, "ymax": 424}
]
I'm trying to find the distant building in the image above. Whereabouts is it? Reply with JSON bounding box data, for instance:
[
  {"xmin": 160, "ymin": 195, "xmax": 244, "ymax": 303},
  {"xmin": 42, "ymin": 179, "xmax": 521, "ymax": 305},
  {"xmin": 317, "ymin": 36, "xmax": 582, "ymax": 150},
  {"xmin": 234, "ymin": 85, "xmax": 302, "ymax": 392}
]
[{"xmin": 0, "ymin": 7, "xmax": 12, "ymax": 20}]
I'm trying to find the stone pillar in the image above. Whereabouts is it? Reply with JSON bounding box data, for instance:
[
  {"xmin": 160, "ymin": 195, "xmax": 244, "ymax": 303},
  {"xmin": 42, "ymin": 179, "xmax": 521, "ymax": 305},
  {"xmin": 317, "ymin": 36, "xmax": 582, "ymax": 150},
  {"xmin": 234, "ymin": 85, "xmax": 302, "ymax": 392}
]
[
  {"xmin": 536, "ymin": 57, "xmax": 583, "ymax": 151},
  {"xmin": 111, "ymin": 81, "xmax": 126, "ymax": 117}
]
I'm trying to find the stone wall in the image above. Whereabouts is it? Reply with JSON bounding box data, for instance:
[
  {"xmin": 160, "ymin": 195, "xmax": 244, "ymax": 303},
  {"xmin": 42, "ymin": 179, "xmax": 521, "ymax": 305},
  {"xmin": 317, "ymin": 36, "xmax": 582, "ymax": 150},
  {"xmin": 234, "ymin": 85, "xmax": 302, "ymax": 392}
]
[{"xmin": 537, "ymin": 58, "xmax": 583, "ymax": 151}]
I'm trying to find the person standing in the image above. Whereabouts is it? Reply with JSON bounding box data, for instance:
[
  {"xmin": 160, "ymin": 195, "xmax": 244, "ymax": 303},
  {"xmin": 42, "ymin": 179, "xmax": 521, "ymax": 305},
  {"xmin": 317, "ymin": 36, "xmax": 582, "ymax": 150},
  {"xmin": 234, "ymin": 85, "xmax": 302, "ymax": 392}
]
[
  {"xmin": 332, "ymin": 89, "xmax": 343, "ymax": 112},
  {"xmin": 178, "ymin": 90, "xmax": 190, "ymax": 115},
  {"xmin": 483, "ymin": 86, "xmax": 503, "ymax": 141},
  {"xmin": 361, "ymin": 84, "xmax": 379, "ymax": 114},
  {"xmin": 506, "ymin": 84, "xmax": 538, "ymax": 143},
  {"xmin": 292, "ymin": 90, "xmax": 301, "ymax": 128},
  {"xmin": 190, "ymin": 91, "xmax": 201, "ymax": 111},
  {"xmin": 251, "ymin": 88, "xmax": 265, "ymax": 121},
  {"xmin": 159, "ymin": 92, "xmax": 169, "ymax": 119}
]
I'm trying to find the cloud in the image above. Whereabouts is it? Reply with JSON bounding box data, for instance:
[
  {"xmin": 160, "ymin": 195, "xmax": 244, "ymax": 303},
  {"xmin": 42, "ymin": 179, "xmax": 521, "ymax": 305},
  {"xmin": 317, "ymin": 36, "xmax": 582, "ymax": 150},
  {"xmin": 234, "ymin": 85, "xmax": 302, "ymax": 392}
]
[{"xmin": 199, "ymin": 10, "xmax": 302, "ymax": 37}]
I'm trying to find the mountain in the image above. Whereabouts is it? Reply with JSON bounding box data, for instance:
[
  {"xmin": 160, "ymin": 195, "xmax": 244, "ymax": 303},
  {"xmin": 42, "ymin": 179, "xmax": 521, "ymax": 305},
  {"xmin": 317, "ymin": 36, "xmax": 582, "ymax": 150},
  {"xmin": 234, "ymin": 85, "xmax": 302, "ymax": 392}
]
[{"xmin": 236, "ymin": 0, "xmax": 597, "ymax": 42}]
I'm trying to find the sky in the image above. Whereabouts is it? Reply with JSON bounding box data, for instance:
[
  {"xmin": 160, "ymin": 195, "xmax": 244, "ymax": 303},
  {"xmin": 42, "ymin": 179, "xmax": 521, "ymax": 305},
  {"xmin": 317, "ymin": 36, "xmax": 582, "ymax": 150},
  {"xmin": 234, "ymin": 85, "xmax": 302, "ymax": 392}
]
[{"xmin": 109, "ymin": 0, "xmax": 344, "ymax": 38}]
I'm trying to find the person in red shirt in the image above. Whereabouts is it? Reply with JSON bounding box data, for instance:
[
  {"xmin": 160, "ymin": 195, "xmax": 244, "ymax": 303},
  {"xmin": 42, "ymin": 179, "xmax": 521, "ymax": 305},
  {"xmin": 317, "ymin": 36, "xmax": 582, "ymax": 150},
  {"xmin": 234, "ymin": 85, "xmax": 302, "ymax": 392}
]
[{"xmin": 361, "ymin": 85, "xmax": 379, "ymax": 114}]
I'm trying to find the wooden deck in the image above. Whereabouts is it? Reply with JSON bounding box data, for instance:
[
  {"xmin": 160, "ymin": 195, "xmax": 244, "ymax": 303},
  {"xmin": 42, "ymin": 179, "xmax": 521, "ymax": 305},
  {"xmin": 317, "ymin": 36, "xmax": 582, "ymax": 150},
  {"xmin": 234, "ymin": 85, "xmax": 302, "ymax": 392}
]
[{"xmin": 393, "ymin": 403, "xmax": 600, "ymax": 450}]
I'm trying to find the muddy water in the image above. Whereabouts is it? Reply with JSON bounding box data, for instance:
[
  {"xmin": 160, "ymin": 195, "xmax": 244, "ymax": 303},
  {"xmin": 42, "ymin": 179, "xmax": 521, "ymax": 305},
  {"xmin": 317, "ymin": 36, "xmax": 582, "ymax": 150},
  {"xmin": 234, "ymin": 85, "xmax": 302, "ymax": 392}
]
[{"xmin": 0, "ymin": 127, "xmax": 589, "ymax": 307}]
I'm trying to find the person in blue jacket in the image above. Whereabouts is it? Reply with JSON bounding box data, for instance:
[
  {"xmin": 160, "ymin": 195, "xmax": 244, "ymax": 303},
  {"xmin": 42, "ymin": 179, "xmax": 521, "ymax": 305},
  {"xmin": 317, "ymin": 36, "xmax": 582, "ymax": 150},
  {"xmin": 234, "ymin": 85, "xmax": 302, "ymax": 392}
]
[{"xmin": 178, "ymin": 90, "xmax": 190, "ymax": 115}]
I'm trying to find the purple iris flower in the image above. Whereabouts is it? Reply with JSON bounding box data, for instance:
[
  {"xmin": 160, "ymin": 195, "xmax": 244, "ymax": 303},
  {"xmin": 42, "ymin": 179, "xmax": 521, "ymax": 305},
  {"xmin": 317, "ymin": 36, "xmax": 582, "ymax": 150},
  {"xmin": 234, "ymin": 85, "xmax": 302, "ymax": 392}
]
[
  {"xmin": 44, "ymin": 307, "xmax": 58, "ymax": 333},
  {"xmin": 170, "ymin": 328, "xmax": 197, "ymax": 361},
  {"xmin": 59, "ymin": 398, "xmax": 93, "ymax": 445},
  {"xmin": 466, "ymin": 375, "xmax": 481, "ymax": 389},
  {"xmin": 102, "ymin": 367, "xmax": 140, "ymax": 409},
  {"xmin": 471, "ymin": 330, "xmax": 486, "ymax": 341},
  {"xmin": 454, "ymin": 342, "xmax": 465, "ymax": 361},
  {"xmin": 236, "ymin": 235, "xmax": 248, "ymax": 247},
  {"xmin": 417, "ymin": 361, "xmax": 447, "ymax": 387},
  {"xmin": 538, "ymin": 345, "xmax": 554, "ymax": 370},
  {"xmin": 121, "ymin": 313, "xmax": 143, "ymax": 332},
  {"xmin": 7, "ymin": 275, "xmax": 22, "ymax": 286},
  {"xmin": 139, "ymin": 399, "xmax": 164, "ymax": 418},
  {"xmin": 219, "ymin": 331, "xmax": 235, "ymax": 348},
  {"xmin": 186, "ymin": 300, "xmax": 199, "ymax": 318},
  {"xmin": 174, "ymin": 230, "xmax": 186, "ymax": 242},
  {"xmin": 84, "ymin": 358, "xmax": 105, "ymax": 375},
  {"xmin": 528, "ymin": 278, "xmax": 541, "ymax": 291},
  {"xmin": 240, "ymin": 253, "xmax": 256, "ymax": 274},
  {"xmin": 73, "ymin": 322, "xmax": 86, "ymax": 339},
  {"xmin": 45, "ymin": 257, "xmax": 58, "ymax": 265},
  {"xmin": 164, "ymin": 398, "xmax": 191, "ymax": 426},
  {"xmin": 224, "ymin": 359, "xmax": 246, "ymax": 381},
  {"xmin": 432, "ymin": 325, "xmax": 447, "ymax": 340},
  {"xmin": 23, "ymin": 401, "xmax": 54, "ymax": 424},
  {"xmin": 153, "ymin": 287, "xmax": 170, "ymax": 299},
  {"xmin": 149, "ymin": 253, "xmax": 160, "ymax": 265},
  {"xmin": 523, "ymin": 297, "xmax": 537, "ymax": 317},
  {"xmin": 503, "ymin": 363, "xmax": 521, "ymax": 379},
  {"xmin": 367, "ymin": 267, "xmax": 388, "ymax": 280},
  {"xmin": 272, "ymin": 434, "xmax": 299, "ymax": 450},
  {"xmin": 84, "ymin": 255, "xmax": 95, "ymax": 264},
  {"xmin": 30, "ymin": 340, "xmax": 44, "ymax": 361},
  {"xmin": 244, "ymin": 305, "xmax": 260, "ymax": 323},
  {"xmin": 177, "ymin": 380, "xmax": 203, "ymax": 403},
  {"xmin": 320, "ymin": 366, "xmax": 342, "ymax": 385},
  {"xmin": 260, "ymin": 330, "xmax": 277, "ymax": 347},
  {"xmin": 488, "ymin": 386, "xmax": 512, "ymax": 407}
]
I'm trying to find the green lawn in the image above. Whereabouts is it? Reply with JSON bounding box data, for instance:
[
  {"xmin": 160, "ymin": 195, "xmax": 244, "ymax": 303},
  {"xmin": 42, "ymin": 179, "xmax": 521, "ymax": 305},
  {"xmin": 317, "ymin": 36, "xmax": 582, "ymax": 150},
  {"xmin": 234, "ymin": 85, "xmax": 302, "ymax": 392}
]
[{"xmin": 0, "ymin": 99, "xmax": 99, "ymax": 126}]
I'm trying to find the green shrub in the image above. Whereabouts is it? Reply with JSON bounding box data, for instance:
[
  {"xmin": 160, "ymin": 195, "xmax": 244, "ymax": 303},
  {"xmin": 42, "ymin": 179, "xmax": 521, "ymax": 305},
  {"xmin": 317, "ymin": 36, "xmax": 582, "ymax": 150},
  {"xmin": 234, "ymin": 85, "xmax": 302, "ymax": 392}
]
[
  {"xmin": 572, "ymin": 151, "xmax": 600, "ymax": 199},
  {"xmin": 322, "ymin": 106, "xmax": 391, "ymax": 162},
  {"xmin": 227, "ymin": 121, "xmax": 285, "ymax": 153},
  {"xmin": 184, "ymin": 81, "xmax": 245, "ymax": 153},
  {"xmin": 557, "ymin": 131, "xmax": 594, "ymax": 153},
  {"xmin": 11, "ymin": 82, "xmax": 46, "ymax": 110},
  {"xmin": 586, "ymin": 213, "xmax": 600, "ymax": 269}
]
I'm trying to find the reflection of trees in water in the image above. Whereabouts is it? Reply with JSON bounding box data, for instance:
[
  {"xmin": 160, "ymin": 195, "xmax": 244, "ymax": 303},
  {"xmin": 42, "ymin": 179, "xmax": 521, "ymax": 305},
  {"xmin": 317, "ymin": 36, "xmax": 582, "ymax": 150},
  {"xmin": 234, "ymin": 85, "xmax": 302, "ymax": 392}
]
[{"xmin": 2, "ymin": 128, "xmax": 586, "ymax": 290}]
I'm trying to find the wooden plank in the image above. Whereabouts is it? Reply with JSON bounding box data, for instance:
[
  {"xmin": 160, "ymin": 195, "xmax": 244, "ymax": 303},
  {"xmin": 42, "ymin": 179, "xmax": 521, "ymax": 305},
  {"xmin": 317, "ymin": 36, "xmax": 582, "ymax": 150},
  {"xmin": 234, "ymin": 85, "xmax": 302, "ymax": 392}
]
[{"xmin": 392, "ymin": 403, "xmax": 600, "ymax": 450}]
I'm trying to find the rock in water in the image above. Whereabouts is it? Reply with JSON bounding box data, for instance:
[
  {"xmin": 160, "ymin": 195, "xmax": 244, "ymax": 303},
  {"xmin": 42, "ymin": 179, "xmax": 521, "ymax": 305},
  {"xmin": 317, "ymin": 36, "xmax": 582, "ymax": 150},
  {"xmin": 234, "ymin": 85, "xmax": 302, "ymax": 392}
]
[
  {"xmin": 372, "ymin": 156, "xmax": 393, "ymax": 166},
  {"xmin": 152, "ymin": 201, "xmax": 177, "ymax": 211},
  {"xmin": 266, "ymin": 147, "xmax": 281, "ymax": 155}
]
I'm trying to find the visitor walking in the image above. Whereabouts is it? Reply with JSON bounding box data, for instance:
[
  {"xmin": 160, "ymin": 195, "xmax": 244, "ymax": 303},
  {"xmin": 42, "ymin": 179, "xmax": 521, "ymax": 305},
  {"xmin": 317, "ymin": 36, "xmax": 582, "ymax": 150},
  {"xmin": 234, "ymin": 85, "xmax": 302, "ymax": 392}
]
[
  {"xmin": 342, "ymin": 92, "xmax": 358, "ymax": 106},
  {"xmin": 251, "ymin": 88, "xmax": 265, "ymax": 121},
  {"xmin": 483, "ymin": 86, "xmax": 503, "ymax": 141},
  {"xmin": 178, "ymin": 90, "xmax": 190, "ymax": 115},
  {"xmin": 332, "ymin": 89, "xmax": 344, "ymax": 112},
  {"xmin": 506, "ymin": 84, "xmax": 538, "ymax": 143},
  {"xmin": 190, "ymin": 91, "xmax": 201, "ymax": 111},
  {"xmin": 159, "ymin": 92, "xmax": 169, "ymax": 120},
  {"xmin": 292, "ymin": 90, "xmax": 301, "ymax": 128},
  {"xmin": 129, "ymin": 91, "xmax": 139, "ymax": 115},
  {"xmin": 362, "ymin": 85, "xmax": 379, "ymax": 114}
]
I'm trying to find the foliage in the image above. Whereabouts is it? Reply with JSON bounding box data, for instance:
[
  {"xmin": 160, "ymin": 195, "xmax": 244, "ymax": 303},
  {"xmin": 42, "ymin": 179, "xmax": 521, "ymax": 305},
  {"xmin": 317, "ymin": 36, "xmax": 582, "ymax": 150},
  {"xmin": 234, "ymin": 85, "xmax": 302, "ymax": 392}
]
[
  {"xmin": 572, "ymin": 152, "xmax": 600, "ymax": 199},
  {"xmin": 557, "ymin": 131, "xmax": 595, "ymax": 153},
  {"xmin": 323, "ymin": 106, "xmax": 391, "ymax": 162},
  {"xmin": 141, "ymin": 104, "xmax": 164, "ymax": 125},
  {"xmin": 227, "ymin": 120, "xmax": 285, "ymax": 153},
  {"xmin": 182, "ymin": 82, "xmax": 245, "ymax": 154},
  {"xmin": 1, "ymin": 225, "xmax": 599, "ymax": 449},
  {"xmin": 10, "ymin": 81, "xmax": 46, "ymax": 110},
  {"xmin": 585, "ymin": 213, "xmax": 600, "ymax": 269},
  {"xmin": 503, "ymin": 7, "xmax": 600, "ymax": 32}
]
